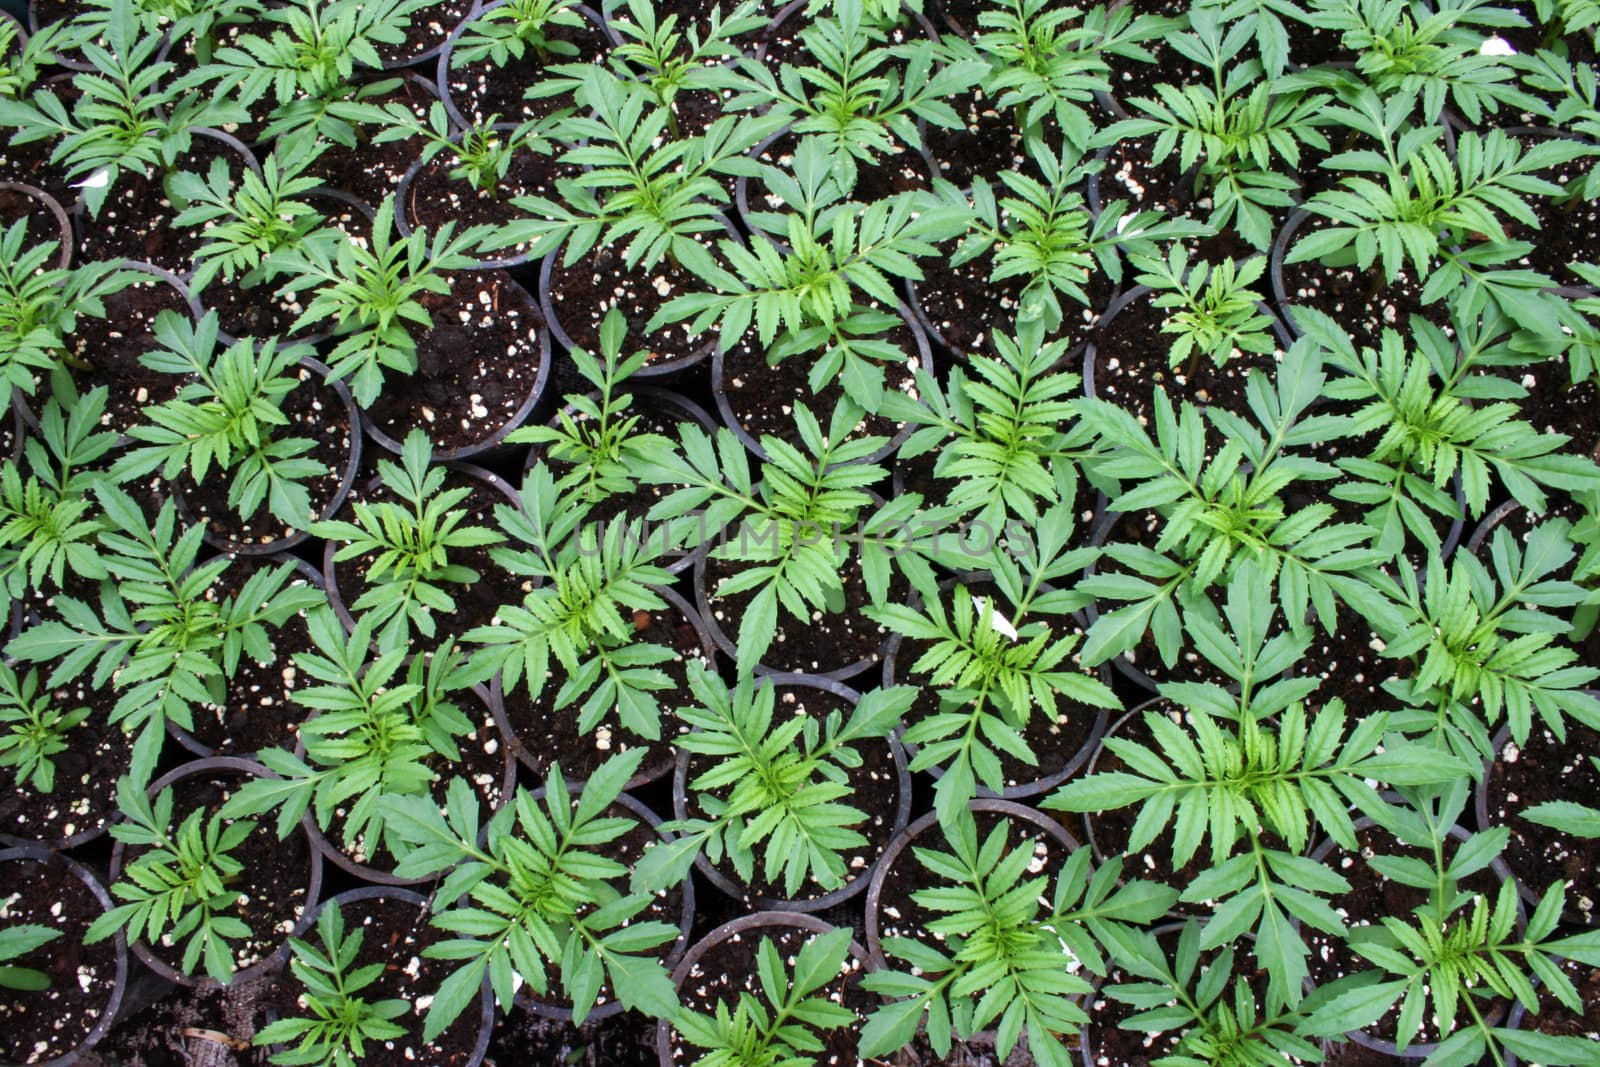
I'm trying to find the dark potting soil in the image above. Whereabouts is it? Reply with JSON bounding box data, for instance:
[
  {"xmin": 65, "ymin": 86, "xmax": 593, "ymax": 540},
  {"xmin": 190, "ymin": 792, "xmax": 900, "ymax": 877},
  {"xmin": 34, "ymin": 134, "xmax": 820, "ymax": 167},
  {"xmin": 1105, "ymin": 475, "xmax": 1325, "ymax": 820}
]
[
  {"xmin": 893, "ymin": 441, "xmax": 941, "ymax": 504},
  {"xmin": 873, "ymin": 807, "xmax": 1076, "ymax": 958},
  {"xmin": 1082, "ymin": 704, "xmax": 1213, "ymax": 909},
  {"xmin": 272, "ymin": 892, "xmax": 484, "ymax": 1067},
  {"xmin": 0, "ymin": 852, "xmax": 122, "ymax": 1065},
  {"xmin": 373, "ymin": 0, "xmax": 473, "ymax": 65},
  {"xmin": 703, "ymin": 548, "xmax": 896, "ymax": 677},
  {"xmin": 656, "ymin": 86, "xmax": 733, "ymax": 140},
  {"xmin": 441, "ymin": 15, "xmax": 609, "ymax": 128},
  {"xmin": 194, "ymin": 273, "xmax": 299, "ymax": 342},
  {"xmin": 872, "ymin": 808, "xmax": 1083, "ymax": 1065},
  {"xmin": 531, "ymin": 388, "xmax": 715, "ymax": 535},
  {"xmin": 754, "ymin": 6, "xmax": 930, "ymax": 70},
  {"xmin": 76, "ymin": 135, "xmax": 250, "ymax": 274},
  {"xmin": 1500, "ymin": 350, "xmax": 1600, "ymax": 466},
  {"xmin": 1101, "ymin": 0, "xmax": 1207, "ymax": 107},
  {"xmin": 718, "ymin": 323, "xmax": 921, "ymax": 453},
  {"xmin": 405, "ymin": 147, "xmax": 581, "ymax": 263},
  {"xmin": 488, "ymin": 1004, "xmax": 658, "ymax": 1066},
  {"xmin": 915, "ymin": 236, "xmax": 1116, "ymax": 361},
  {"xmin": 175, "ymin": 364, "xmax": 356, "ymax": 548},
  {"xmin": 665, "ymin": 922, "xmax": 874, "ymax": 1066},
  {"xmin": 0, "ymin": 185, "xmax": 67, "ymax": 254},
  {"xmin": 1291, "ymin": 602, "xmax": 1392, "ymax": 719},
  {"xmin": 362, "ymin": 269, "xmax": 545, "ymax": 452},
  {"xmin": 1084, "ymin": 931, "xmax": 1273, "ymax": 1067},
  {"xmin": 1089, "ymin": 287, "xmax": 1283, "ymax": 427},
  {"xmin": 920, "ymin": 84, "xmax": 1031, "ymax": 187},
  {"xmin": 330, "ymin": 465, "xmax": 522, "ymax": 645},
  {"xmin": 1094, "ymin": 131, "xmax": 1194, "ymax": 220},
  {"xmin": 517, "ymin": 802, "xmax": 686, "ymax": 1017},
  {"xmin": 1276, "ymin": 221, "xmax": 1453, "ymax": 351},
  {"xmin": 0, "ymin": 677, "xmax": 129, "ymax": 846},
  {"xmin": 913, "ymin": 246, "xmax": 1029, "ymax": 361},
  {"xmin": 67, "ymin": 271, "xmax": 193, "ymax": 436},
  {"xmin": 303, "ymin": 74, "xmax": 439, "ymax": 201},
  {"xmin": 1305, "ymin": 822, "xmax": 1508, "ymax": 1047},
  {"xmin": 1483, "ymin": 723, "xmax": 1600, "ymax": 925},
  {"xmin": 0, "ymin": 137, "xmax": 73, "ymax": 207},
  {"xmin": 1498, "ymin": 1, "xmax": 1598, "ymax": 73},
  {"xmin": 497, "ymin": 594, "xmax": 710, "ymax": 786},
  {"xmin": 898, "ymin": 657, "xmax": 1102, "ymax": 792},
  {"xmin": 128, "ymin": 766, "xmax": 314, "ymax": 979},
  {"xmin": 1468, "ymin": 495, "xmax": 1600, "ymax": 671},
  {"xmin": 80, "ymin": 976, "xmax": 279, "ymax": 1066},
  {"xmin": 545, "ymin": 240, "xmax": 724, "ymax": 371},
  {"xmin": 647, "ymin": 0, "xmax": 784, "ymax": 31},
  {"xmin": 183, "ymin": 557, "xmax": 321, "ymax": 757}
]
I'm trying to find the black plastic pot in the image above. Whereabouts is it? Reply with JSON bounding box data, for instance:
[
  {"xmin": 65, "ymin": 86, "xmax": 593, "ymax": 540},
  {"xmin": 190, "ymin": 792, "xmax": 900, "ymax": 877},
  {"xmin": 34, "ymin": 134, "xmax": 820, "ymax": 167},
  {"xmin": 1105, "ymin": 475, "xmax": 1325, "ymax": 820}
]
[
  {"xmin": 359, "ymin": 276, "xmax": 552, "ymax": 464},
  {"xmin": 323, "ymin": 460, "xmax": 524, "ymax": 637},
  {"xmin": 26, "ymin": 0, "xmax": 172, "ymax": 72},
  {"xmin": 269, "ymin": 887, "xmax": 495, "ymax": 1067},
  {"xmin": 733, "ymin": 122, "xmax": 937, "ymax": 240},
  {"xmin": 1078, "ymin": 699, "xmax": 1210, "ymax": 920},
  {"xmin": 1076, "ymin": 920, "xmax": 1191, "ymax": 1067},
  {"xmin": 880, "ymin": 575, "xmax": 1111, "ymax": 800},
  {"xmin": 655, "ymin": 910, "xmax": 872, "ymax": 1067},
  {"xmin": 1081, "ymin": 278, "xmax": 1294, "ymax": 403},
  {"xmin": 0, "ymin": 845, "xmax": 129, "ymax": 1067},
  {"xmin": 864, "ymin": 798, "xmax": 1080, "ymax": 970},
  {"xmin": 537, "ymin": 213, "xmax": 742, "ymax": 382},
  {"xmin": 106, "ymin": 755, "xmax": 324, "ymax": 990},
  {"xmin": 1302, "ymin": 816, "xmax": 1523, "ymax": 1059},
  {"xmin": 516, "ymin": 790, "xmax": 695, "ymax": 1022},
  {"xmin": 1267, "ymin": 203, "xmax": 1457, "ymax": 344},
  {"xmin": 172, "ymin": 356, "xmax": 362, "ymax": 557},
  {"xmin": 164, "ymin": 552, "xmax": 327, "ymax": 760},
  {"xmin": 16, "ymin": 259, "xmax": 205, "ymax": 444},
  {"xmin": 394, "ymin": 125, "xmax": 569, "ymax": 271},
  {"xmin": 435, "ymin": 1, "xmax": 616, "ymax": 130},
  {"xmin": 0, "ymin": 179, "xmax": 70, "ymax": 268},
  {"xmin": 488, "ymin": 582, "xmax": 716, "ymax": 790},
  {"xmin": 672, "ymin": 671, "xmax": 912, "ymax": 913},
  {"xmin": 710, "ymin": 300, "xmax": 934, "ymax": 468}
]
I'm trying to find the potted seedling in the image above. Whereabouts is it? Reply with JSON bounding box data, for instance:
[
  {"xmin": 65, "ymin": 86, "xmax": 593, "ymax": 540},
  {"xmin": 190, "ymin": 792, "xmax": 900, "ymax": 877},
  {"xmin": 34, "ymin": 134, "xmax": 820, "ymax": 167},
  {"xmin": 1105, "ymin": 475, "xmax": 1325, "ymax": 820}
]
[{"xmin": 377, "ymin": 750, "xmax": 683, "ymax": 1034}]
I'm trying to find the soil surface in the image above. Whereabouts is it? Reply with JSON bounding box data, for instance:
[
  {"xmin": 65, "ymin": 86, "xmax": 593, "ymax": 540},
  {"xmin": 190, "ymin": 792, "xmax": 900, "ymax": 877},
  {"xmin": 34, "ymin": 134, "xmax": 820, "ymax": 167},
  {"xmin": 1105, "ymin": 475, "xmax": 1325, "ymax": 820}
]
[{"xmin": 0, "ymin": 852, "xmax": 122, "ymax": 1065}]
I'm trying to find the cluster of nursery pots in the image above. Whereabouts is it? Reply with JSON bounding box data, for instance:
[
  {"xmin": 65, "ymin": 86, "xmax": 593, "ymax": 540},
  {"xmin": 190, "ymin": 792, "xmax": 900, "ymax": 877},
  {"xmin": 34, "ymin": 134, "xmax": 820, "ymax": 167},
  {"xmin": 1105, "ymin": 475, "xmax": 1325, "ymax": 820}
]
[{"xmin": 2, "ymin": 0, "xmax": 1600, "ymax": 1064}]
